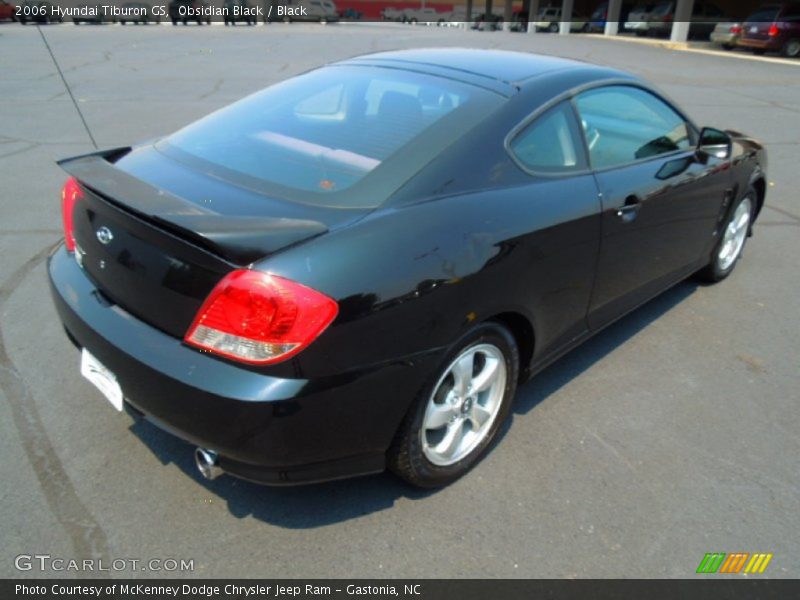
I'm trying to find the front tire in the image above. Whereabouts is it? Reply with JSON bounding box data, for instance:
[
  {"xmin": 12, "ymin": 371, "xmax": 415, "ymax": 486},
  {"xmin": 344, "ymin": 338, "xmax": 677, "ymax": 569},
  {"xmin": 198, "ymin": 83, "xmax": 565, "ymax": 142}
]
[
  {"xmin": 388, "ymin": 322, "xmax": 519, "ymax": 488},
  {"xmin": 697, "ymin": 189, "xmax": 755, "ymax": 283}
]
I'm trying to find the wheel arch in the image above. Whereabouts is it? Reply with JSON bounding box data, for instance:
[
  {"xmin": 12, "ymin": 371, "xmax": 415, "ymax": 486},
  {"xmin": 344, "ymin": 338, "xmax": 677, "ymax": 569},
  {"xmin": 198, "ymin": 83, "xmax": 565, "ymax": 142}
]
[
  {"xmin": 486, "ymin": 311, "xmax": 535, "ymax": 383},
  {"xmin": 751, "ymin": 176, "xmax": 766, "ymax": 222}
]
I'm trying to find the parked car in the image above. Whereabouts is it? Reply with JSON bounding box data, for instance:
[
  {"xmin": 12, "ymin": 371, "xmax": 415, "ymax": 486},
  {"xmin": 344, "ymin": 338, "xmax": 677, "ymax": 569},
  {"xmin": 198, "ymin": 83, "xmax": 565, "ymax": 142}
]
[
  {"xmin": 339, "ymin": 7, "xmax": 362, "ymax": 20},
  {"xmin": 445, "ymin": 6, "xmax": 468, "ymax": 23},
  {"xmin": 49, "ymin": 49, "xmax": 767, "ymax": 488},
  {"xmin": 710, "ymin": 21, "xmax": 742, "ymax": 49},
  {"xmin": 72, "ymin": 2, "xmax": 115, "ymax": 24},
  {"xmin": 223, "ymin": 0, "xmax": 256, "ymax": 25},
  {"xmin": 403, "ymin": 7, "xmax": 446, "ymax": 23},
  {"xmin": 509, "ymin": 9, "xmax": 529, "ymax": 31},
  {"xmin": 588, "ymin": 1, "xmax": 633, "ymax": 32},
  {"xmin": 0, "ymin": 0, "xmax": 17, "ymax": 21},
  {"xmin": 118, "ymin": 2, "xmax": 161, "ymax": 24},
  {"xmin": 381, "ymin": 6, "xmax": 403, "ymax": 21},
  {"xmin": 17, "ymin": 0, "xmax": 62, "ymax": 23},
  {"xmin": 471, "ymin": 11, "xmax": 503, "ymax": 30},
  {"xmin": 533, "ymin": 6, "xmax": 589, "ymax": 32},
  {"xmin": 168, "ymin": 0, "xmax": 211, "ymax": 25},
  {"xmin": 737, "ymin": 3, "xmax": 800, "ymax": 58},
  {"xmin": 646, "ymin": 1, "xmax": 725, "ymax": 39},
  {"xmin": 624, "ymin": 2, "xmax": 656, "ymax": 35}
]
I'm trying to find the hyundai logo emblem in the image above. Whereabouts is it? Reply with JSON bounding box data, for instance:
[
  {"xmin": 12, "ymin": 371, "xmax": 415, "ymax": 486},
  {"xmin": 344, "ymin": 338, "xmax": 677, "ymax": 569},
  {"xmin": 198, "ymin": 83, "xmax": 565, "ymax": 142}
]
[{"xmin": 96, "ymin": 226, "xmax": 114, "ymax": 245}]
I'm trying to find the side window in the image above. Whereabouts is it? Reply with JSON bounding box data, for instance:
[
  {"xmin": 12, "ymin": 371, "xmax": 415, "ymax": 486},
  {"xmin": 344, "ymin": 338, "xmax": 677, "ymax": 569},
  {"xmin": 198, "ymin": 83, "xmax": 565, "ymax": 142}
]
[
  {"xmin": 574, "ymin": 85, "xmax": 692, "ymax": 169},
  {"xmin": 509, "ymin": 102, "xmax": 585, "ymax": 174}
]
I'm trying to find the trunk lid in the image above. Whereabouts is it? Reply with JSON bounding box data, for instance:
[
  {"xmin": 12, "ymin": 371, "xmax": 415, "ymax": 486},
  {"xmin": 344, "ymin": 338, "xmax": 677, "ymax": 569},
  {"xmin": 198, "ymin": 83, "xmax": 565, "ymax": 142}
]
[
  {"xmin": 741, "ymin": 6, "xmax": 780, "ymax": 41},
  {"xmin": 60, "ymin": 145, "xmax": 365, "ymax": 339}
]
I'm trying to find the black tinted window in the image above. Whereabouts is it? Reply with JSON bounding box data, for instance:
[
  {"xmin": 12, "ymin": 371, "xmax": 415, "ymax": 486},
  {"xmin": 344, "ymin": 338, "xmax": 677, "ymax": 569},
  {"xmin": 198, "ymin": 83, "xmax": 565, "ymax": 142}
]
[
  {"xmin": 510, "ymin": 102, "xmax": 584, "ymax": 173},
  {"xmin": 574, "ymin": 86, "xmax": 692, "ymax": 169}
]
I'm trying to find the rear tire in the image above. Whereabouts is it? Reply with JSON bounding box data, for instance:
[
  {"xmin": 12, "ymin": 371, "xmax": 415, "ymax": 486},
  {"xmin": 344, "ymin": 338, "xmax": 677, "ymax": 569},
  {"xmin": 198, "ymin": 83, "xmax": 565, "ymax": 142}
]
[
  {"xmin": 697, "ymin": 189, "xmax": 755, "ymax": 283},
  {"xmin": 388, "ymin": 322, "xmax": 519, "ymax": 488},
  {"xmin": 782, "ymin": 38, "xmax": 800, "ymax": 58},
  {"xmin": 548, "ymin": 22, "xmax": 558, "ymax": 33}
]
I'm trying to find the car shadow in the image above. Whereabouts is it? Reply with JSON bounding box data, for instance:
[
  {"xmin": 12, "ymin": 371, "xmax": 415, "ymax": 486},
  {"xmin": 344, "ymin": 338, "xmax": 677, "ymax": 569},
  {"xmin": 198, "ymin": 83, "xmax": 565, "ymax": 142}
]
[
  {"xmin": 128, "ymin": 279, "xmax": 699, "ymax": 529},
  {"xmin": 511, "ymin": 279, "xmax": 699, "ymax": 417},
  {"xmin": 128, "ymin": 416, "xmax": 435, "ymax": 528}
]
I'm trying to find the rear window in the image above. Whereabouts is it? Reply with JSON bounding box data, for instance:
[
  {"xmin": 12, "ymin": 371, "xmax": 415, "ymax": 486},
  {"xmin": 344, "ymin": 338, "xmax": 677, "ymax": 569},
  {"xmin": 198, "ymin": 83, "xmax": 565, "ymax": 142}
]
[
  {"xmin": 745, "ymin": 6, "xmax": 780, "ymax": 22},
  {"xmin": 159, "ymin": 65, "xmax": 499, "ymax": 207},
  {"xmin": 651, "ymin": 3, "xmax": 673, "ymax": 16}
]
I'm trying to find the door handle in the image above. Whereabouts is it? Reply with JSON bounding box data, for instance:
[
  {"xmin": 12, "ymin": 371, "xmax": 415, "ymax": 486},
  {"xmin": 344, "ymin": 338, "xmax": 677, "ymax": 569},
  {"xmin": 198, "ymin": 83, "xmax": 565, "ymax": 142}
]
[{"xmin": 616, "ymin": 195, "xmax": 641, "ymax": 222}]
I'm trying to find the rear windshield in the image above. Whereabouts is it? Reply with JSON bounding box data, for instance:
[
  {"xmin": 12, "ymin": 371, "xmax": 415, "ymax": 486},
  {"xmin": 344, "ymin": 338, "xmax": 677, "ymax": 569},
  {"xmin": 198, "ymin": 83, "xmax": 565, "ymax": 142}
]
[
  {"xmin": 651, "ymin": 3, "xmax": 673, "ymax": 16},
  {"xmin": 159, "ymin": 65, "xmax": 501, "ymax": 208},
  {"xmin": 745, "ymin": 6, "xmax": 779, "ymax": 22}
]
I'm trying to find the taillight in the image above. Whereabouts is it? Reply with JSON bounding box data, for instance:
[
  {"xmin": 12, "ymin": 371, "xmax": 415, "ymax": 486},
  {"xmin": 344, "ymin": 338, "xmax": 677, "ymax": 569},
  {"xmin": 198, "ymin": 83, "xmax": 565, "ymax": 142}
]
[
  {"xmin": 730, "ymin": 25, "xmax": 742, "ymax": 35},
  {"xmin": 61, "ymin": 176, "xmax": 83, "ymax": 252},
  {"xmin": 768, "ymin": 23, "xmax": 779, "ymax": 37},
  {"xmin": 184, "ymin": 270, "xmax": 338, "ymax": 365}
]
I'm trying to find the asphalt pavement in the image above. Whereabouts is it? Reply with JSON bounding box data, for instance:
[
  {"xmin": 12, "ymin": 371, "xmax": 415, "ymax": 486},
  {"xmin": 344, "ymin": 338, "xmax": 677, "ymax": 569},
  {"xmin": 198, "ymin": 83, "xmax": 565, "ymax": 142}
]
[{"xmin": 1, "ymin": 22, "xmax": 798, "ymax": 579}]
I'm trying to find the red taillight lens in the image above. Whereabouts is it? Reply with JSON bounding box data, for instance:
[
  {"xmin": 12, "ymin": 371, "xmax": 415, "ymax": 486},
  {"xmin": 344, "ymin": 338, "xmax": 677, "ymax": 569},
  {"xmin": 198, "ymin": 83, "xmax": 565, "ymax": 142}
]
[
  {"xmin": 730, "ymin": 25, "xmax": 742, "ymax": 35},
  {"xmin": 184, "ymin": 270, "xmax": 338, "ymax": 365},
  {"xmin": 61, "ymin": 176, "xmax": 83, "ymax": 252},
  {"xmin": 768, "ymin": 23, "xmax": 779, "ymax": 37}
]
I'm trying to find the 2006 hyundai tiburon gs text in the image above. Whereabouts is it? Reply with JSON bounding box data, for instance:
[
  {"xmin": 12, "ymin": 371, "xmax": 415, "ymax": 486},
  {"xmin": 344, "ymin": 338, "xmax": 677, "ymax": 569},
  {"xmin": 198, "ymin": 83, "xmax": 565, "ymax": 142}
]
[{"xmin": 48, "ymin": 49, "xmax": 767, "ymax": 488}]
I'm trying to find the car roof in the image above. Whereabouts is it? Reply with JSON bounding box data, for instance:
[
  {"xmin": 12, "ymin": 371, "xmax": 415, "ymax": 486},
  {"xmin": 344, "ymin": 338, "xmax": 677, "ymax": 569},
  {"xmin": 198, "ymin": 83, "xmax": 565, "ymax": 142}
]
[{"xmin": 338, "ymin": 49, "xmax": 598, "ymax": 96}]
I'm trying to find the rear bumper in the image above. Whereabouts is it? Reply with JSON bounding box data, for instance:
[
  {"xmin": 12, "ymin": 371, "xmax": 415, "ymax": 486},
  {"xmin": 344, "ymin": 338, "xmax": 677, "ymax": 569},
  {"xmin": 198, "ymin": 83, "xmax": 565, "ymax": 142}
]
[
  {"xmin": 737, "ymin": 37, "xmax": 779, "ymax": 51},
  {"xmin": 48, "ymin": 246, "xmax": 438, "ymax": 484},
  {"xmin": 710, "ymin": 32, "xmax": 737, "ymax": 44}
]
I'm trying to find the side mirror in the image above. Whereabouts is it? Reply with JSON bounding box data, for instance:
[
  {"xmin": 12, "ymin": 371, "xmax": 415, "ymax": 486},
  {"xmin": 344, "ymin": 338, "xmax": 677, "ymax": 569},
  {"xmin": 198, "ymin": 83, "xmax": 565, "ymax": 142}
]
[{"xmin": 697, "ymin": 127, "xmax": 732, "ymax": 160}]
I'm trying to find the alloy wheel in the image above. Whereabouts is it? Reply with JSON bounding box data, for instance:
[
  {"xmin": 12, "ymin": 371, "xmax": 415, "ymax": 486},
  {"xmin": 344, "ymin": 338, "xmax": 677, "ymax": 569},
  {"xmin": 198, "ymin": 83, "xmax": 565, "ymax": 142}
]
[
  {"xmin": 717, "ymin": 197, "xmax": 752, "ymax": 271},
  {"xmin": 785, "ymin": 39, "xmax": 800, "ymax": 58},
  {"xmin": 420, "ymin": 344, "xmax": 507, "ymax": 466}
]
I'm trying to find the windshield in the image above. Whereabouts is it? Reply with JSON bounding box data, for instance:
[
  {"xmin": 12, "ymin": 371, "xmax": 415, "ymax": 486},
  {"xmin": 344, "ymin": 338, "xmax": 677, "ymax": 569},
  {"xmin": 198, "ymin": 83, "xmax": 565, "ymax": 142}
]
[{"xmin": 160, "ymin": 65, "xmax": 501, "ymax": 208}]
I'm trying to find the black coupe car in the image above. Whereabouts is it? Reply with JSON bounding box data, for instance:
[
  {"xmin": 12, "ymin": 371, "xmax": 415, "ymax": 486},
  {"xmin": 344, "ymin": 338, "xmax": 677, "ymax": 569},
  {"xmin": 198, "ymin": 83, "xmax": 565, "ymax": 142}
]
[{"xmin": 49, "ymin": 49, "xmax": 766, "ymax": 488}]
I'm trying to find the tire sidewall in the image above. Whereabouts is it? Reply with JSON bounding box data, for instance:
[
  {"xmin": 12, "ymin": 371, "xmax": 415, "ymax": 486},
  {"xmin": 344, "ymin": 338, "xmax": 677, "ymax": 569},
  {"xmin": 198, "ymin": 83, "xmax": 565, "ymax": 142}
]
[
  {"xmin": 709, "ymin": 190, "xmax": 756, "ymax": 280},
  {"xmin": 783, "ymin": 38, "xmax": 800, "ymax": 58},
  {"xmin": 391, "ymin": 322, "xmax": 519, "ymax": 487}
]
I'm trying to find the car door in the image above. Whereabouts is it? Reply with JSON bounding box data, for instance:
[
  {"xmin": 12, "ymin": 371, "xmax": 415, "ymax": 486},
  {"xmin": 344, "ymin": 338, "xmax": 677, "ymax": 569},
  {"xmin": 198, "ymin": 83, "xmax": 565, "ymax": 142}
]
[
  {"xmin": 573, "ymin": 84, "xmax": 732, "ymax": 329},
  {"xmin": 506, "ymin": 100, "xmax": 602, "ymax": 354}
]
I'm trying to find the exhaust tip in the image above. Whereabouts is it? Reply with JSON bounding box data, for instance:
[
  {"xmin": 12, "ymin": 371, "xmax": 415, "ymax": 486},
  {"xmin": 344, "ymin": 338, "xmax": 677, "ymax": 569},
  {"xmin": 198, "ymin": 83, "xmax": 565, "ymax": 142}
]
[{"xmin": 195, "ymin": 448, "xmax": 223, "ymax": 481}]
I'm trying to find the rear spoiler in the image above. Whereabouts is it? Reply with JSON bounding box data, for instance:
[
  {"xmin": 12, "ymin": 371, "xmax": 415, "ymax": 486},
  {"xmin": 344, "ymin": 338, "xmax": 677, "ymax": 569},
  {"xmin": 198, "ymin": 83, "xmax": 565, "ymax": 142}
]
[{"xmin": 57, "ymin": 148, "xmax": 328, "ymax": 265}]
